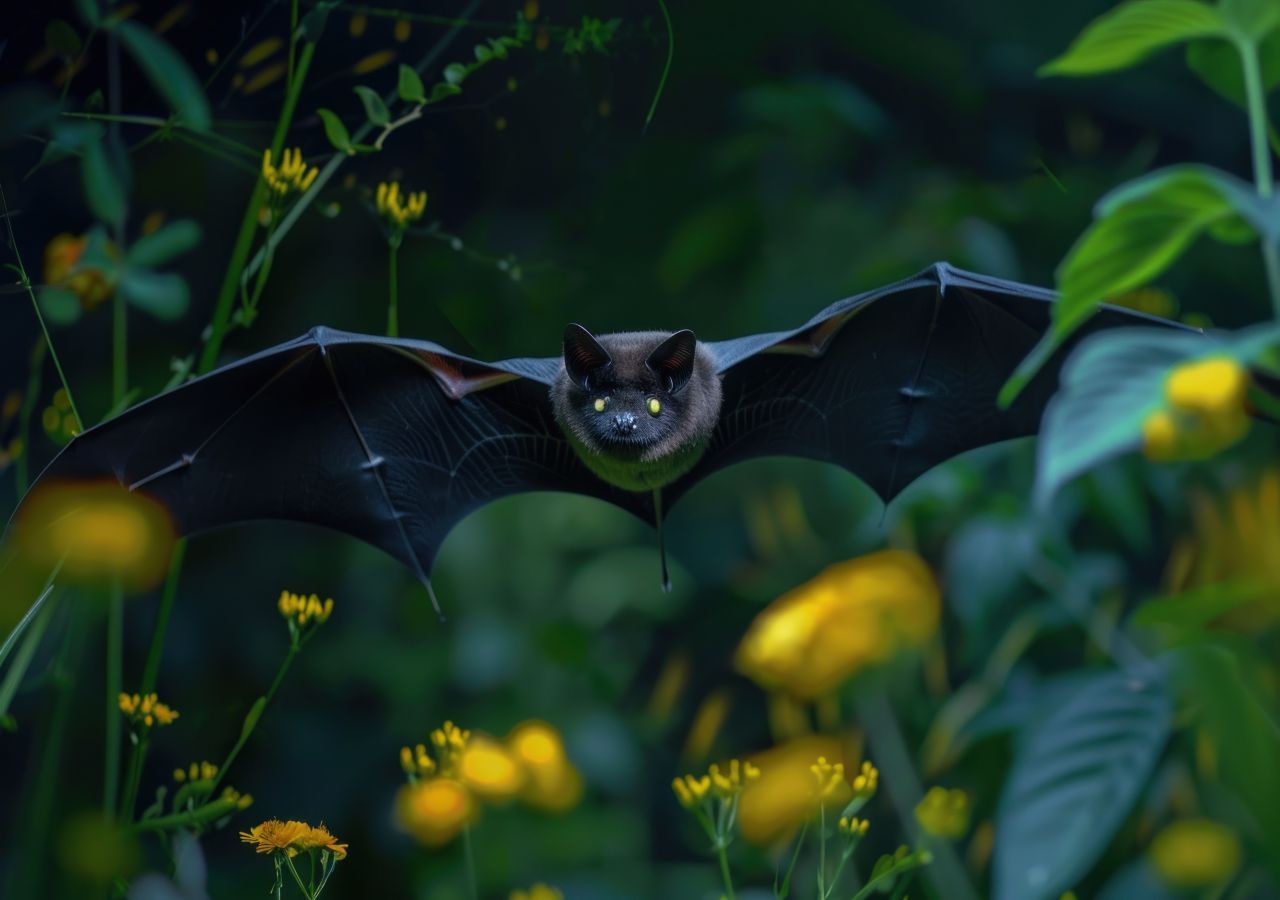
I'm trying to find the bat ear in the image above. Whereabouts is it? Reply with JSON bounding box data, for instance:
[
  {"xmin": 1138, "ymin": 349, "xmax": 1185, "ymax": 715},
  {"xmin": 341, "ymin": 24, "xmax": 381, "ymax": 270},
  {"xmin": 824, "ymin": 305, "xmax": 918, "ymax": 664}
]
[
  {"xmin": 646, "ymin": 329, "xmax": 698, "ymax": 393},
  {"xmin": 563, "ymin": 323, "xmax": 613, "ymax": 390}
]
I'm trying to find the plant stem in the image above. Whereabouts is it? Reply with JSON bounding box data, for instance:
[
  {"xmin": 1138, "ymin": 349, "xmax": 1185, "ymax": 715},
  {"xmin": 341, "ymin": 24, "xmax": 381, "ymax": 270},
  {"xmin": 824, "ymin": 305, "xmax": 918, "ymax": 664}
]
[
  {"xmin": 856, "ymin": 690, "xmax": 978, "ymax": 900},
  {"xmin": 1238, "ymin": 36, "xmax": 1280, "ymax": 318},
  {"xmin": 284, "ymin": 854, "xmax": 314, "ymax": 900},
  {"xmin": 387, "ymin": 241, "xmax": 399, "ymax": 337},
  {"xmin": 817, "ymin": 804, "xmax": 827, "ymax": 897},
  {"xmin": 716, "ymin": 843, "xmax": 736, "ymax": 900},
  {"xmin": 209, "ymin": 642, "xmax": 299, "ymax": 793},
  {"xmin": 139, "ymin": 540, "xmax": 186, "ymax": 694},
  {"xmin": 198, "ymin": 40, "xmax": 316, "ymax": 374},
  {"xmin": 0, "ymin": 592, "xmax": 56, "ymax": 722},
  {"xmin": 118, "ymin": 734, "xmax": 149, "ymax": 822},
  {"xmin": 104, "ymin": 582, "xmax": 123, "ymax": 816},
  {"xmin": 462, "ymin": 825, "xmax": 479, "ymax": 900},
  {"xmin": 774, "ymin": 818, "xmax": 808, "ymax": 898},
  {"xmin": 13, "ymin": 339, "xmax": 44, "ymax": 497}
]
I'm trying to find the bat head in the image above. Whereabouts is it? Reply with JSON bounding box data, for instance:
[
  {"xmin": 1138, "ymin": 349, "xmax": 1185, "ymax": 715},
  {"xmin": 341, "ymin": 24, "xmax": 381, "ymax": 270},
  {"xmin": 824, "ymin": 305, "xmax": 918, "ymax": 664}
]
[{"xmin": 554, "ymin": 326, "xmax": 720, "ymax": 473}]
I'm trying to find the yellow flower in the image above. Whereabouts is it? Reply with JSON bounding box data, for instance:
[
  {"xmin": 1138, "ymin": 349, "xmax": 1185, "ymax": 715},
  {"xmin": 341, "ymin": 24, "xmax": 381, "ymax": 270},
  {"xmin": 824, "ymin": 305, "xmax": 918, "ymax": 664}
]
[
  {"xmin": 736, "ymin": 735, "xmax": 862, "ymax": 846},
  {"xmin": 915, "ymin": 786, "xmax": 970, "ymax": 839},
  {"xmin": 261, "ymin": 147, "xmax": 319, "ymax": 199},
  {"xmin": 376, "ymin": 181, "xmax": 428, "ymax": 229},
  {"xmin": 41, "ymin": 388, "xmax": 79, "ymax": 445},
  {"xmin": 458, "ymin": 736, "xmax": 526, "ymax": 802},
  {"xmin": 173, "ymin": 761, "xmax": 219, "ymax": 783},
  {"xmin": 507, "ymin": 720, "xmax": 584, "ymax": 812},
  {"xmin": 118, "ymin": 692, "xmax": 179, "ymax": 729},
  {"xmin": 510, "ymin": 885, "xmax": 562, "ymax": 900},
  {"xmin": 1149, "ymin": 818, "xmax": 1241, "ymax": 888},
  {"xmin": 396, "ymin": 778, "xmax": 476, "ymax": 847},
  {"xmin": 239, "ymin": 819, "xmax": 309, "ymax": 857},
  {"xmin": 736, "ymin": 550, "xmax": 940, "ymax": 699},
  {"xmin": 838, "ymin": 815, "xmax": 869, "ymax": 838},
  {"xmin": 401, "ymin": 743, "xmax": 437, "ymax": 778},
  {"xmin": 277, "ymin": 590, "xmax": 334, "ymax": 628},
  {"xmin": 293, "ymin": 823, "xmax": 348, "ymax": 860},
  {"xmin": 810, "ymin": 756, "xmax": 845, "ymax": 799},
  {"xmin": 709, "ymin": 758, "xmax": 761, "ymax": 799},
  {"xmin": 671, "ymin": 774, "xmax": 711, "ymax": 809},
  {"xmin": 1142, "ymin": 356, "xmax": 1250, "ymax": 463},
  {"xmin": 13, "ymin": 480, "xmax": 176, "ymax": 590},
  {"xmin": 44, "ymin": 232, "xmax": 115, "ymax": 311},
  {"xmin": 430, "ymin": 720, "xmax": 471, "ymax": 774}
]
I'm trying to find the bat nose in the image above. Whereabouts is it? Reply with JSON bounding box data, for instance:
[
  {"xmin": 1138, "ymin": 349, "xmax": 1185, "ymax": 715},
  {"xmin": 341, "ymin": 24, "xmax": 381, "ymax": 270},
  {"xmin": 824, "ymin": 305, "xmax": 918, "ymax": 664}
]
[{"xmin": 612, "ymin": 412, "xmax": 638, "ymax": 435}]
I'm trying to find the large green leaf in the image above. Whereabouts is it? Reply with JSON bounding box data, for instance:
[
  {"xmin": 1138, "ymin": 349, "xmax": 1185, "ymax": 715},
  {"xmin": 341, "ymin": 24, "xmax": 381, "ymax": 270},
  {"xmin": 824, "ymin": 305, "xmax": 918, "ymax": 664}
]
[
  {"xmin": 115, "ymin": 20, "xmax": 211, "ymax": 131},
  {"xmin": 1187, "ymin": 28, "xmax": 1280, "ymax": 106},
  {"xmin": 120, "ymin": 269, "xmax": 190, "ymax": 320},
  {"xmin": 1040, "ymin": 0, "xmax": 1225, "ymax": 76},
  {"xmin": 994, "ymin": 665, "xmax": 1173, "ymax": 900},
  {"xmin": 80, "ymin": 138, "xmax": 125, "ymax": 226},
  {"xmin": 126, "ymin": 220, "xmax": 202, "ymax": 268},
  {"xmin": 1220, "ymin": 0, "xmax": 1280, "ymax": 40}
]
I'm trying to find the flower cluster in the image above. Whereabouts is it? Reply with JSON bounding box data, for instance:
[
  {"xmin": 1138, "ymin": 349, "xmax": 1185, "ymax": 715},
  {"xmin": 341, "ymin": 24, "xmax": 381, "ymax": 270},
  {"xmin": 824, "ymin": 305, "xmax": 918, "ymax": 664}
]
[
  {"xmin": 1142, "ymin": 356, "xmax": 1251, "ymax": 463},
  {"xmin": 376, "ymin": 181, "xmax": 428, "ymax": 230},
  {"xmin": 735, "ymin": 550, "xmax": 940, "ymax": 698},
  {"xmin": 914, "ymin": 786, "xmax": 970, "ymax": 839},
  {"xmin": 216, "ymin": 786, "xmax": 255, "ymax": 812},
  {"xmin": 41, "ymin": 388, "xmax": 79, "ymax": 445},
  {"xmin": 261, "ymin": 147, "xmax": 319, "ymax": 199},
  {"xmin": 838, "ymin": 815, "xmax": 869, "ymax": 837},
  {"xmin": 118, "ymin": 692, "xmax": 179, "ymax": 730},
  {"xmin": 277, "ymin": 590, "xmax": 334, "ymax": 629},
  {"xmin": 43, "ymin": 231, "xmax": 116, "ymax": 311},
  {"xmin": 173, "ymin": 760, "xmax": 218, "ymax": 784},
  {"xmin": 396, "ymin": 719, "xmax": 583, "ymax": 848},
  {"xmin": 239, "ymin": 819, "xmax": 347, "ymax": 860}
]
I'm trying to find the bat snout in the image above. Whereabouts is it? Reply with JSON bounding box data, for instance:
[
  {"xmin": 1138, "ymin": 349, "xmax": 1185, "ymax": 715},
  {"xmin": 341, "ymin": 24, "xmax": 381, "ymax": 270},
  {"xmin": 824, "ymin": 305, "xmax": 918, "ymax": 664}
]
[{"xmin": 612, "ymin": 411, "xmax": 639, "ymax": 435}]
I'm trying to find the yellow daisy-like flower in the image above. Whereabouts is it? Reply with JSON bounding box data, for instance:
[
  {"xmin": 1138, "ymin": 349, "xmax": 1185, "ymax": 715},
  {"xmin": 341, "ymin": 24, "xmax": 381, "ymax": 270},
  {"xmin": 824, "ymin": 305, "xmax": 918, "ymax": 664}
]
[
  {"xmin": 376, "ymin": 181, "xmax": 428, "ymax": 229},
  {"xmin": 277, "ymin": 590, "xmax": 334, "ymax": 628},
  {"xmin": 1149, "ymin": 818, "xmax": 1241, "ymax": 888},
  {"xmin": 510, "ymin": 885, "xmax": 563, "ymax": 900},
  {"xmin": 708, "ymin": 758, "xmax": 761, "ymax": 799},
  {"xmin": 262, "ymin": 147, "xmax": 319, "ymax": 199},
  {"xmin": 118, "ymin": 692, "xmax": 180, "ymax": 729},
  {"xmin": 292, "ymin": 823, "xmax": 349, "ymax": 860},
  {"xmin": 914, "ymin": 786, "xmax": 970, "ymax": 839},
  {"xmin": 396, "ymin": 777, "xmax": 476, "ymax": 847},
  {"xmin": 671, "ymin": 774, "xmax": 711, "ymax": 809},
  {"xmin": 239, "ymin": 819, "xmax": 309, "ymax": 857},
  {"xmin": 1142, "ymin": 356, "xmax": 1251, "ymax": 463}
]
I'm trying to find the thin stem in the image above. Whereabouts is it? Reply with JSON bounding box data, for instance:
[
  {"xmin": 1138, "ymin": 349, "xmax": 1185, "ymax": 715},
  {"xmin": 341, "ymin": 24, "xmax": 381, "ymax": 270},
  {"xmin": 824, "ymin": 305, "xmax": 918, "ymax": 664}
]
[
  {"xmin": 716, "ymin": 842, "xmax": 736, "ymax": 900},
  {"xmin": 118, "ymin": 734, "xmax": 148, "ymax": 822},
  {"xmin": 0, "ymin": 592, "xmax": 56, "ymax": 722},
  {"xmin": 643, "ymin": 0, "xmax": 674, "ymax": 133},
  {"xmin": 13, "ymin": 339, "xmax": 44, "ymax": 497},
  {"xmin": 462, "ymin": 825, "xmax": 479, "ymax": 900},
  {"xmin": 387, "ymin": 241, "xmax": 399, "ymax": 337},
  {"xmin": 139, "ymin": 540, "xmax": 186, "ymax": 694},
  {"xmin": 104, "ymin": 582, "xmax": 123, "ymax": 816},
  {"xmin": 209, "ymin": 643, "xmax": 299, "ymax": 793},
  {"xmin": 284, "ymin": 854, "xmax": 314, "ymax": 900},
  {"xmin": 0, "ymin": 183, "xmax": 84, "ymax": 432},
  {"xmin": 817, "ymin": 804, "xmax": 827, "ymax": 897},
  {"xmin": 774, "ymin": 818, "xmax": 808, "ymax": 898},
  {"xmin": 825, "ymin": 844, "xmax": 856, "ymax": 899},
  {"xmin": 1238, "ymin": 36, "xmax": 1280, "ymax": 318}
]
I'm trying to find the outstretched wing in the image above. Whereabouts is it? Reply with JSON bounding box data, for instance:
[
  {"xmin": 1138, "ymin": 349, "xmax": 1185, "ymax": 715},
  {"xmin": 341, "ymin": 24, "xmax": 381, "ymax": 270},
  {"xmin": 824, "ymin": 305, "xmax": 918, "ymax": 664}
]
[
  {"xmin": 19, "ymin": 327, "xmax": 651, "ymax": 583},
  {"xmin": 667, "ymin": 262, "xmax": 1193, "ymax": 507}
]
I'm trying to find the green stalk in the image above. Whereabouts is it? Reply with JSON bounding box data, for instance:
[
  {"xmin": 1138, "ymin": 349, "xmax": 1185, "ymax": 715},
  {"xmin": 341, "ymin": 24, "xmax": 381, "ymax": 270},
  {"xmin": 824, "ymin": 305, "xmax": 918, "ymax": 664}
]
[
  {"xmin": 387, "ymin": 240, "xmax": 400, "ymax": 337},
  {"xmin": 139, "ymin": 539, "xmax": 186, "ymax": 694},
  {"xmin": 118, "ymin": 734, "xmax": 148, "ymax": 822},
  {"xmin": 462, "ymin": 825, "xmax": 479, "ymax": 900},
  {"xmin": 13, "ymin": 340, "xmax": 45, "ymax": 497},
  {"xmin": 0, "ymin": 594, "xmax": 56, "ymax": 722},
  {"xmin": 104, "ymin": 582, "xmax": 123, "ymax": 816},
  {"xmin": 1238, "ymin": 36, "xmax": 1280, "ymax": 318},
  {"xmin": 198, "ymin": 40, "xmax": 316, "ymax": 375},
  {"xmin": 209, "ymin": 642, "xmax": 299, "ymax": 793},
  {"xmin": 817, "ymin": 805, "xmax": 827, "ymax": 897},
  {"xmin": 716, "ymin": 843, "xmax": 736, "ymax": 900}
]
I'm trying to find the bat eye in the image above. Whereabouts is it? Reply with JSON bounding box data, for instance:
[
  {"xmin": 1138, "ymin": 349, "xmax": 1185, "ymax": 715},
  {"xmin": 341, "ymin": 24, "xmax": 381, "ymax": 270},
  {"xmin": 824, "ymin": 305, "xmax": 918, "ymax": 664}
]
[
  {"xmin": 647, "ymin": 397, "xmax": 662, "ymax": 416},
  {"xmin": 593, "ymin": 397, "xmax": 607, "ymax": 413}
]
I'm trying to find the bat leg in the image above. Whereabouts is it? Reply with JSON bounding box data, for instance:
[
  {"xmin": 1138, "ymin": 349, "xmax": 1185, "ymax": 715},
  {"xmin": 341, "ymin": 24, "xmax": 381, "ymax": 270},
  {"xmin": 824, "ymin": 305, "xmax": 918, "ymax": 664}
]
[{"xmin": 653, "ymin": 488, "xmax": 671, "ymax": 593}]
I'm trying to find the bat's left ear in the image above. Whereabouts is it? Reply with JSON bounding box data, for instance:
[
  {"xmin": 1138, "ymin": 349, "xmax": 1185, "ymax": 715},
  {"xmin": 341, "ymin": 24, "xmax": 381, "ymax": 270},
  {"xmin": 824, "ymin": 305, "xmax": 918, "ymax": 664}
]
[{"xmin": 646, "ymin": 329, "xmax": 698, "ymax": 393}]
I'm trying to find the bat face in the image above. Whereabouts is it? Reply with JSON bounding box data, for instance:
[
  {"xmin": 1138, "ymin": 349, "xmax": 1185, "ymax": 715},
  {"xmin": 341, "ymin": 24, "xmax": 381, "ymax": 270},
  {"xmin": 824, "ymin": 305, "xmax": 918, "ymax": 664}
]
[{"xmin": 550, "ymin": 325, "xmax": 723, "ymax": 492}]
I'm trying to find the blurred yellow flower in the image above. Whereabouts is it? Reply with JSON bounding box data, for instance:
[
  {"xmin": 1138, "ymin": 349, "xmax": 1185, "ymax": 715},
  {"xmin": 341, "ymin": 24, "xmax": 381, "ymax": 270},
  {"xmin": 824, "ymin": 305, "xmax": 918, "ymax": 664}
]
[
  {"xmin": 376, "ymin": 181, "xmax": 428, "ymax": 229},
  {"xmin": 1149, "ymin": 818, "xmax": 1241, "ymax": 888},
  {"xmin": 671, "ymin": 773, "xmax": 711, "ymax": 809},
  {"xmin": 736, "ymin": 550, "xmax": 940, "ymax": 698},
  {"xmin": 400, "ymin": 743, "xmax": 437, "ymax": 779},
  {"xmin": 41, "ymin": 388, "xmax": 79, "ymax": 445},
  {"xmin": 507, "ymin": 720, "xmax": 584, "ymax": 812},
  {"xmin": 915, "ymin": 786, "xmax": 970, "ymax": 839},
  {"xmin": 1142, "ymin": 357, "xmax": 1250, "ymax": 463},
  {"xmin": 838, "ymin": 815, "xmax": 869, "ymax": 838},
  {"xmin": 736, "ymin": 735, "xmax": 861, "ymax": 846},
  {"xmin": 173, "ymin": 761, "xmax": 218, "ymax": 783},
  {"xmin": 431, "ymin": 719, "xmax": 470, "ymax": 774},
  {"xmin": 396, "ymin": 778, "xmax": 476, "ymax": 847},
  {"xmin": 277, "ymin": 590, "xmax": 334, "ymax": 628},
  {"xmin": 353, "ymin": 49, "xmax": 396, "ymax": 74},
  {"xmin": 56, "ymin": 812, "xmax": 141, "ymax": 884},
  {"xmin": 118, "ymin": 692, "xmax": 179, "ymax": 730},
  {"xmin": 459, "ymin": 736, "xmax": 526, "ymax": 802},
  {"xmin": 510, "ymin": 885, "xmax": 562, "ymax": 900},
  {"xmin": 13, "ymin": 480, "xmax": 175, "ymax": 589},
  {"xmin": 709, "ymin": 758, "xmax": 760, "ymax": 799},
  {"xmin": 262, "ymin": 147, "xmax": 319, "ymax": 199},
  {"xmin": 44, "ymin": 232, "xmax": 115, "ymax": 311}
]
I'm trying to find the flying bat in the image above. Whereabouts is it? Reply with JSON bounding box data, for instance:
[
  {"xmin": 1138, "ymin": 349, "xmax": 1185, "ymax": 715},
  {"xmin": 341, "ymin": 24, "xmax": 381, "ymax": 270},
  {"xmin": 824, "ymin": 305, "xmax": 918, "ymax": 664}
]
[{"xmin": 14, "ymin": 263, "xmax": 1182, "ymax": 608}]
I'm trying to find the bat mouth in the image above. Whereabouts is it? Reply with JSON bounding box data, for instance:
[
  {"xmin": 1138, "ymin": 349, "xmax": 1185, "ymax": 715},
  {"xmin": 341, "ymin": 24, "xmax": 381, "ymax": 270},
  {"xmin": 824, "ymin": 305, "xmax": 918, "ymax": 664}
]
[{"xmin": 595, "ymin": 434, "xmax": 655, "ymax": 457}]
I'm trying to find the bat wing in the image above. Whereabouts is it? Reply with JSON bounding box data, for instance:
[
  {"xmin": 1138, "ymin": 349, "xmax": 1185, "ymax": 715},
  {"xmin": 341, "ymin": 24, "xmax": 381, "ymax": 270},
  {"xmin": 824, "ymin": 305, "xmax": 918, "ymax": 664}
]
[
  {"xmin": 665, "ymin": 262, "xmax": 1193, "ymax": 507},
  {"xmin": 16, "ymin": 327, "xmax": 651, "ymax": 587}
]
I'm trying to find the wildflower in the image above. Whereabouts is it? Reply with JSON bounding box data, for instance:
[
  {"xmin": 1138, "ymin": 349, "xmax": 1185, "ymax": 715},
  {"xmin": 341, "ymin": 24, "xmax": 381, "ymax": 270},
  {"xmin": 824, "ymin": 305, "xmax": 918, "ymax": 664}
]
[
  {"xmin": 277, "ymin": 590, "xmax": 334, "ymax": 629},
  {"xmin": 219, "ymin": 786, "xmax": 255, "ymax": 812},
  {"xmin": 458, "ymin": 736, "xmax": 525, "ymax": 802},
  {"xmin": 510, "ymin": 885, "xmax": 562, "ymax": 900},
  {"xmin": 914, "ymin": 786, "xmax": 970, "ymax": 839},
  {"xmin": 293, "ymin": 823, "xmax": 348, "ymax": 860},
  {"xmin": 13, "ymin": 480, "xmax": 175, "ymax": 589},
  {"xmin": 736, "ymin": 550, "xmax": 940, "ymax": 698},
  {"xmin": 56, "ymin": 812, "xmax": 141, "ymax": 884},
  {"xmin": 118, "ymin": 692, "xmax": 179, "ymax": 730},
  {"xmin": 394, "ymin": 18, "xmax": 411, "ymax": 42},
  {"xmin": 430, "ymin": 720, "xmax": 471, "ymax": 774},
  {"xmin": 838, "ymin": 815, "xmax": 869, "ymax": 838},
  {"xmin": 41, "ymin": 388, "xmax": 79, "ymax": 445},
  {"xmin": 173, "ymin": 761, "xmax": 219, "ymax": 783},
  {"xmin": 396, "ymin": 778, "xmax": 476, "ymax": 847},
  {"xmin": 671, "ymin": 774, "xmax": 711, "ymax": 809},
  {"xmin": 1149, "ymin": 818, "xmax": 1241, "ymax": 888},
  {"xmin": 376, "ymin": 181, "xmax": 428, "ymax": 230},
  {"xmin": 507, "ymin": 720, "xmax": 583, "ymax": 813},
  {"xmin": 353, "ymin": 49, "xmax": 396, "ymax": 75},
  {"xmin": 43, "ymin": 231, "xmax": 115, "ymax": 311},
  {"xmin": 736, "ymin": 736, "xmax": 861, "ymax": 846},
  {"xmin": 810, "ymin": 756, "xmax": 845, "ymax": 799},
  {"xmin": 400, "ymin": 743, "xmax": 437, "ymax": 779},
  {"xmin": 708, "ymin": 758, "xmax": 760, "ymax": 799},
  {"xmin": 1142, "ymin": 356, "xmax": 1250, "ymax": 462},
  {"xmin": 261, "ymin": 147, "xmax": 319, "ymax": 200},
  {"xmin": 851, "ymin": 760, "xmax": 879, "ymax": 798}
]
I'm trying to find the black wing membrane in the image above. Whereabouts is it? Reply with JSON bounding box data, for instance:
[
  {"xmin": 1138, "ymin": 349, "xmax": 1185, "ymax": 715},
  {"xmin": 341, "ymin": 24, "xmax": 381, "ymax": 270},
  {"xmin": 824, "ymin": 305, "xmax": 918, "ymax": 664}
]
[
  {"xmin": 668, "ymin": 262, "xmax": 1193, "ymax": 507},
  {"xmin": 21, "ymin": 328, "xmax": 650, "ymax": 584}
]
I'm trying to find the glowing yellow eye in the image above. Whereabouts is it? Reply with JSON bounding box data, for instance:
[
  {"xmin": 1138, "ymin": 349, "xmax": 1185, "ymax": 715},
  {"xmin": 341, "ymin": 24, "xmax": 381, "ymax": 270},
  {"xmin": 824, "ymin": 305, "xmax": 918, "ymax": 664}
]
[
  {"xmin": 648, "ymin": 398, "xmax": 661, "ymax": 416},
  {"xmin": 593, "ymin": 398, "xmax": 606, "ymax": 413}
]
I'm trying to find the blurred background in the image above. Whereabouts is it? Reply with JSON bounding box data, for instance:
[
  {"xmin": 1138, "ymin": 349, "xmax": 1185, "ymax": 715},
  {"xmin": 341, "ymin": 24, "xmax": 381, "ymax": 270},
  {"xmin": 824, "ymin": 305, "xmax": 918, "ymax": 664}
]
[{"xmin": 1, "ymin": 1, "xmax": 1278, "ymax": 898}]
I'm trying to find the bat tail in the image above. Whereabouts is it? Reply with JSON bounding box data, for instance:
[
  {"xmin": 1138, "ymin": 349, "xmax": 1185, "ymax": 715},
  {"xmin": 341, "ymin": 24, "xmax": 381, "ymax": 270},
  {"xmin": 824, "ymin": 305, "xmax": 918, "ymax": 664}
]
[{"xmin": 653, "ymin": 488, "xmax": 672, "ymax": 593}]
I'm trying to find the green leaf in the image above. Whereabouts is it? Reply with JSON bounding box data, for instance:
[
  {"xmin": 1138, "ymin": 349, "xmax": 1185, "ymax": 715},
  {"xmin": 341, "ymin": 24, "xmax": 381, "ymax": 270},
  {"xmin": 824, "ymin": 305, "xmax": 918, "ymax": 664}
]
[
  {"xmin": 1220, "ymin": 0, "xmax": 1280, "ymax": 39},
  {"xmin": 316, "ymin": 108, "xmax": 352, "ymax": 153},
  {"xmin": 81, "ymin": 139, "xmax": 125, "ymax": 226},
  {"xmin": 1131, "ymin": 582, "xmax": 1269, "ymax": 632},
  {"xmin": 1040, "ymin": 0, "xmax": 1225, "ymax": 76},
  {"xmin": 126, "ymin": 220, "xmax": 202, "ymax": 268},
  {"xmin": 45, "ymin": 19, "xmax": 82, "ymax": 57},
  {"xmin": 428, "ymin": 82, "xmax": 463, "ymax": 104},
  {"xmin": 1186, "ymin": 28, "xmax": 1280, "ymax": 106},
  {"xmin": 37, "ymin": 288, "xmax": 82, "ymax": 325},
  {"xmin": 240, "ymin": 696, "xmax": 267, "ymax": 740},
  {"xmin": 119, "ymin": 269, "xmax": 190, "ymax": 320},
  {"xmin": 397, "ymin": 64, "xmax": 426, "ymax": 104},
  {"xmin": 994, "ymin": 665, "xmax": 1172, "ymax": 900},
  {"xmin": 474, "ymin": 43, "xmax": 493, "ymax": 63},
  {"xmin": 1033, "ymin": 327, "xmax": 1208, "ymax": 506},
  {"xmin": 443, "ymin": 62, "xmax": 468, "ymax": 86},
  {"xmin": 353, "ymin": 85, "xmax": 390, "ymax": 126},
  {"xmin": 297, "ymin": 3, "xmax": 332, "ymax": 41},
  {"xmin": 115, "ymin": 21, "xmax": 211, "ymax": 131}
]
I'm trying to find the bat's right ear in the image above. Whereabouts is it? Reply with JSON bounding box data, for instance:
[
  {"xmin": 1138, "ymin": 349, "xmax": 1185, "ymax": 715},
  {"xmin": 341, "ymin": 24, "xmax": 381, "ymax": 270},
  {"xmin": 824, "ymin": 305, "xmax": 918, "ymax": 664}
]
[{"xmin": 563, "ymin": 323, "xmax": 613, "ymax": 390}]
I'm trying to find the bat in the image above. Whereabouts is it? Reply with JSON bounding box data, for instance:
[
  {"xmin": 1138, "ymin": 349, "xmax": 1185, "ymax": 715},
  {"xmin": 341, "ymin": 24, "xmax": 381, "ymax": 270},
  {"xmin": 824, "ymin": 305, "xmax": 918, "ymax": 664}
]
[{"xmin": 12, "ymin": 262, "xmax": 1186, "ymax": 610}]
